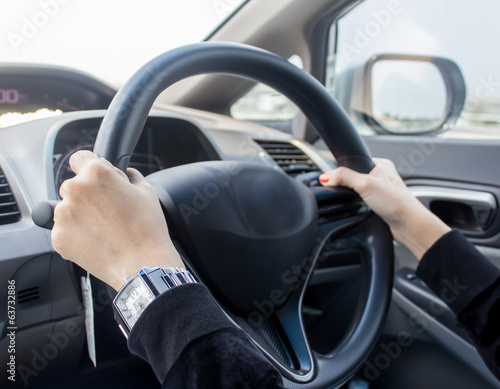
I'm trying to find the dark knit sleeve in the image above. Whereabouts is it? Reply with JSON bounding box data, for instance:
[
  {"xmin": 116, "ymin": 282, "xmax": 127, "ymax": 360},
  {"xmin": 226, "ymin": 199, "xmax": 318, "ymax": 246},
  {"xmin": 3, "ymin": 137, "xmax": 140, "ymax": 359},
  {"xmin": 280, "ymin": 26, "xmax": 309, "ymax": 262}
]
[
  {"xmin": 416, "ymin": 229, "xmax": 500, "ymax": 379},
  {"xmin": 126, "ymin": 283, "xmax": 284, "ymax": 388}
]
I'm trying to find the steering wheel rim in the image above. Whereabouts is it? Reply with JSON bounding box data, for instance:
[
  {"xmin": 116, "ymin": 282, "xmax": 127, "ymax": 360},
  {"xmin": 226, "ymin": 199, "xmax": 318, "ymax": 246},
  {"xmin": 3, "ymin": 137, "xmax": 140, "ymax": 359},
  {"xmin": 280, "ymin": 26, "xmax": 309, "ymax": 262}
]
[
  {"xmin": 94, "ymin": 42, "xmax": 374, "ymax": 174},
  {"xmin": 93, "ymin": 42, "xmax": 393, "ymax": 388}
]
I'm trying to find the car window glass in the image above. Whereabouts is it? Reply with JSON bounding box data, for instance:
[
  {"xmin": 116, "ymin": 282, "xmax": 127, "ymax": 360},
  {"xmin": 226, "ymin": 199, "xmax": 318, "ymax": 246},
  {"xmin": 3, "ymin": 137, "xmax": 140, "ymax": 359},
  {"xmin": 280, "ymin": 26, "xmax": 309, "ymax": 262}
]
[
  {"xmin": 0, "ymin": 0, "xmax": 246, "ymax": 88},
  {"xmin": 230, "ymin": 55, "xmax": 302, "ymax": 127},
  {"xmin": 330, "ymin": 0, "xmax": 500, "ymax": 139}
]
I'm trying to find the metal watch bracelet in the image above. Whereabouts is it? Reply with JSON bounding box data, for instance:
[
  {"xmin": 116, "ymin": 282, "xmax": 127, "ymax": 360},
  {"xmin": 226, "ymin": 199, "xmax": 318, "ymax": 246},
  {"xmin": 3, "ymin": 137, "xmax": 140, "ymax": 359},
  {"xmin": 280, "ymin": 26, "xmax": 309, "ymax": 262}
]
[{"xmin": 112, "ymin": 267, "xmax": 197, "ymax": 337}]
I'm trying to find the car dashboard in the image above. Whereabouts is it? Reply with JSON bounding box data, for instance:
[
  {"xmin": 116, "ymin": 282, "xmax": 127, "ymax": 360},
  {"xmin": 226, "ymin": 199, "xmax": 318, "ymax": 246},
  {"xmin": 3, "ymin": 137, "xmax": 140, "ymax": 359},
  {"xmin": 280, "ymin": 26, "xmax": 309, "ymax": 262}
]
[{"xmin": 0, "ymin": 65, "xmax": 340, "ymax": 386}]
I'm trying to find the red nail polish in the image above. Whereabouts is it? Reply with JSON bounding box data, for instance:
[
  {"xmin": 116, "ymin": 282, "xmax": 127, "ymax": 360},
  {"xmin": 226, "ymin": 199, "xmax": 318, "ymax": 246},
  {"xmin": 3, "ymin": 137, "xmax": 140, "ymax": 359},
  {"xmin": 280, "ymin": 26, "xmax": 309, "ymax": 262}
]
[{"xmin": 319, "ymin": 174, "xmax": 330, "ymax": 183}]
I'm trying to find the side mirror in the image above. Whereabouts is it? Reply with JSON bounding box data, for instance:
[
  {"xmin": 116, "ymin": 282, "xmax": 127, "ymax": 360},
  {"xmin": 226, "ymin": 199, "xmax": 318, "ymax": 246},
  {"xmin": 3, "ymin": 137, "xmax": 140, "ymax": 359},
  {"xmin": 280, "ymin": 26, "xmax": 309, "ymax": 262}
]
[{"xmin": 362, "ymin": 54, "xmax": 466, "ymax": 135}]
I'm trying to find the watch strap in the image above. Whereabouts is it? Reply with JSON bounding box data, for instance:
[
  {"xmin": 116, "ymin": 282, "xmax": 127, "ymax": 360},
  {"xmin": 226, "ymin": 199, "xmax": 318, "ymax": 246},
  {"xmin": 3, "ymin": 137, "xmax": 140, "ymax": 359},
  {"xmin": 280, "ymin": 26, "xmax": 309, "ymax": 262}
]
[{"xmin": 113, "ymin": 267, "xmax": 197, "ymax": 337}]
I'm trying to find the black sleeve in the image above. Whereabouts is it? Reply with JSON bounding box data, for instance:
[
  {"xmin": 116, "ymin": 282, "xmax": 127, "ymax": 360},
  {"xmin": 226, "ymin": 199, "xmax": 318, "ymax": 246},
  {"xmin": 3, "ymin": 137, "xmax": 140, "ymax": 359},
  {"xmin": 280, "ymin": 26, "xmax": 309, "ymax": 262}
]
[
  {"xmin": 127, "ymin": 283, "xmax": 284, "ymax": 388},
  {"xmin": 416, "ymin": 229, "xmax": 500, "ymax": 379}
]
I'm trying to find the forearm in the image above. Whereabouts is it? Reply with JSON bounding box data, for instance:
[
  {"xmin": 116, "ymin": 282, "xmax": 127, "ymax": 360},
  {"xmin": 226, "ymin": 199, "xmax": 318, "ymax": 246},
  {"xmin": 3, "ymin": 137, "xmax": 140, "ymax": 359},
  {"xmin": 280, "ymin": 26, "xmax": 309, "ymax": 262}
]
[
  {"xmin": 164, "ymin": 328, "xmax": 285, "ymax": 388},
  {"xmin": 416, "ymin": 229, "xmax": 500, "ymax": 379},
  {"xmin": 392, "ymin": 203, "xmax": 451, "ymax": 261},
  {"xmin": 320, "ymin": 160, "xmax": 500, "ymax": 378},
  {"xmin": 127, "ymin": 283, "xmax": 235, "ymax": 381},
  {"xmin": 416, "ymin": 229, "xmax": 500, "ymax": 315},
  {"xmin": 458, "ymin": 279, "xmax": 500, "ymax": 380},
  {"xmin": 127, "ymin": 283, "xmax": 284, "ymax": 388}
]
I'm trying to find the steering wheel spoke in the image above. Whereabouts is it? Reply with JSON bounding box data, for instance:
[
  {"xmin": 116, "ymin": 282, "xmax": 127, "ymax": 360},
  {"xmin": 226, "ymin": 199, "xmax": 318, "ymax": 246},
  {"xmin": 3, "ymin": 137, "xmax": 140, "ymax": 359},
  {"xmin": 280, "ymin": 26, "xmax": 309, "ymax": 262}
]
[
  {"xmin": 273, "ymin": 291, "xmax": 314, "ymax": 380},
  {"xmin": 263, "ymin": 212, "xmax": 378, "ymax": 379}
]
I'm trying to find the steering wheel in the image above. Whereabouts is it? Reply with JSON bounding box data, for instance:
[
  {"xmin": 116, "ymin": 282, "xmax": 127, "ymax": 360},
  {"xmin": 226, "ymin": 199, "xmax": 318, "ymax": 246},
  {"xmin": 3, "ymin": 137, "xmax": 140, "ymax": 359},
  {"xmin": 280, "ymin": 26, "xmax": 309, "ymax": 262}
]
[{"xmin": 94, "ymin": 42, "xmax": 394, "ymax": 388}]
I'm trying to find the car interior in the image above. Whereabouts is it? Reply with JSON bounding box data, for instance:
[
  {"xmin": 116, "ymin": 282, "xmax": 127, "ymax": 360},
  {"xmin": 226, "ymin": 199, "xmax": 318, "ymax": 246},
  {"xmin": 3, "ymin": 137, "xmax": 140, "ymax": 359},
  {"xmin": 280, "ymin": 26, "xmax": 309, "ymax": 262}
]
[{"xmin": 1, "ymin": 0, "xmax": 500, "ymax": 388}]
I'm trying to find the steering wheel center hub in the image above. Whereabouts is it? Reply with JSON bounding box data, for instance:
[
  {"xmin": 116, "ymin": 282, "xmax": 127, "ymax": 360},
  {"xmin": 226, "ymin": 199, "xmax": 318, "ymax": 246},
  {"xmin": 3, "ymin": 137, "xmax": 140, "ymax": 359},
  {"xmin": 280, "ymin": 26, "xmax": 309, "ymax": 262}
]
[{"xmin": 148, "ymin": 161, "xmax": 318, "ymax": 313}]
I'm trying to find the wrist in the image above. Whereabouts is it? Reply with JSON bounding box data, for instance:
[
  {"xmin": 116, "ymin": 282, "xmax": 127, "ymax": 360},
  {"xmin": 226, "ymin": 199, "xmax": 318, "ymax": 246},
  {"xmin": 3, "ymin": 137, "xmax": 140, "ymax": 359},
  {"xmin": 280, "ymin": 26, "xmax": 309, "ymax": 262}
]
[
  {"xmin": 392, "ymin": 205, "xmax": 451, "ymax": 260},
  {"xmin": 109, "ymin": 251, "xmax": 185, "ymax": 291},
  {"xmin": 113, "ymin": 266, "xmax": 197, "ymax": 337}
]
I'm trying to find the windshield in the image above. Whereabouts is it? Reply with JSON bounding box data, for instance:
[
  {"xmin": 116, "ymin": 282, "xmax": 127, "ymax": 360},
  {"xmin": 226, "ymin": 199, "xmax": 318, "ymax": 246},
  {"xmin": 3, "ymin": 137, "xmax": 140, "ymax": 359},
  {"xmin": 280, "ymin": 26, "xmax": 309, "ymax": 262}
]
[{"xmin": 0, "ymin": 0, "xmax": 246, "ymax": 88}]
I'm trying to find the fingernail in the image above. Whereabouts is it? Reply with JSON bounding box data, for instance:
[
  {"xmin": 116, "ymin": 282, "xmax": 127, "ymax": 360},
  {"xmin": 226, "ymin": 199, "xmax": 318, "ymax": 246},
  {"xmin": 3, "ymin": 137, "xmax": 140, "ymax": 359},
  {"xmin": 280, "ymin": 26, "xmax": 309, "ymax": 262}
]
[{"xmin": 319, "ymin": 174, "xmax": 330, "ymax": 183}]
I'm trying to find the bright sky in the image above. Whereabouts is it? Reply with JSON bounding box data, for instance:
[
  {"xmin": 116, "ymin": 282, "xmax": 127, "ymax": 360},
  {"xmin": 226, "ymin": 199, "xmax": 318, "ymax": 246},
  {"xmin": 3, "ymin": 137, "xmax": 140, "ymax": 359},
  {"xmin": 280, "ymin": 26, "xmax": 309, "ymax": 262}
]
[{"xmin": 0, "ymin": 0, "xmax": 245, "ymax": 88}]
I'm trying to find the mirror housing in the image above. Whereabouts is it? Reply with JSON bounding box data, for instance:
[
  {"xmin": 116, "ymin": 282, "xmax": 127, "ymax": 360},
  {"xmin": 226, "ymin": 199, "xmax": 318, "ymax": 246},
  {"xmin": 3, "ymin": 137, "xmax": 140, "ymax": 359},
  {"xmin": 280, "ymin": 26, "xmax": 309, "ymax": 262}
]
[{"xmin": 362, "ymin": 54, "xmax": 466, "ymax": 135}]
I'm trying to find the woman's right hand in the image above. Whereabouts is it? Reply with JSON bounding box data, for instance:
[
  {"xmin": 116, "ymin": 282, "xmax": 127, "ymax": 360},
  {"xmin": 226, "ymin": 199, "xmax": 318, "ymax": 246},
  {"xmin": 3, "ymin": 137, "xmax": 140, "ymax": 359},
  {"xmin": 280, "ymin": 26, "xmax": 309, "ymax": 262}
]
[
  {"xmin": 319, "ymin": 158, "xmax": 451, "ymax": 260},
  {"xmin": 51, "ymin": 150, "xmax": 185, "ymax": 291}
]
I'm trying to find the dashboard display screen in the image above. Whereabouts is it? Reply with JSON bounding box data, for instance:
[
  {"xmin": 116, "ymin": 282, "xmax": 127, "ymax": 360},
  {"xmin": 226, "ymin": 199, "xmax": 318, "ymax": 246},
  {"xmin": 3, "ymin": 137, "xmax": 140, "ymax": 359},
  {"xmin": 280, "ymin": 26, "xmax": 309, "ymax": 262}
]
[
  {"xmin": 0, "ymin": 80, "xmax": 87, "ymax": 115},
  {"xmin": 0, "ymin": 89, "xmax": 28, "ymax": 105},
  {"xmin": 0, "ymin": 67, "xmax": 116, "ymax": 128},
  {"xmin": 0, "ymin": 75, "xmax": 113, "ymax": 116}
]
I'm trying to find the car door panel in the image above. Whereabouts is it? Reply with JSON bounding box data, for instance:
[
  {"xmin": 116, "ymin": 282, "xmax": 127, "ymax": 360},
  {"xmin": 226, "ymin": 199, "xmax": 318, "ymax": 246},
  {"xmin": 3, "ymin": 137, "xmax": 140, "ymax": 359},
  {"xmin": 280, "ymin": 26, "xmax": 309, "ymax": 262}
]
[
  {"xmin": 361, "ymin": 135, "xmax": 500, "ymax": 388},
  {"xmin": 364, "ymin": 137, "xmax": 500, "ymax": 187},
  {"xmin": 365, "ymin": 136, "xmax": 500, "ymax": 248}
]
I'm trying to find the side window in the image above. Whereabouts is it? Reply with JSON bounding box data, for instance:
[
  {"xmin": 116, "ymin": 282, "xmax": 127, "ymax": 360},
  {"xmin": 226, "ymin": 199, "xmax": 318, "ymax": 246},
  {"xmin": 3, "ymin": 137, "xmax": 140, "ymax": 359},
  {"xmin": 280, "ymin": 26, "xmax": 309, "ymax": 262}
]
[
  {"xmin": 329, "ymin": 0, "xmax": 500, "ymax": 139},
  {"xmin": 230, "ymin": 55, "xmax": 302, "ymax": 133}
]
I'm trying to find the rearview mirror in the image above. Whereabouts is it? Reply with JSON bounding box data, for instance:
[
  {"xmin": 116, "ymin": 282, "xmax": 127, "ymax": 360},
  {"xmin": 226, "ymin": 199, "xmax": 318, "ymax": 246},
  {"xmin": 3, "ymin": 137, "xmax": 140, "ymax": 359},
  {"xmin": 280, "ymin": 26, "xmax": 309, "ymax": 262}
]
[{"xmin": 363, "ymin": 54, "xmax": 466, "ymax": 135}]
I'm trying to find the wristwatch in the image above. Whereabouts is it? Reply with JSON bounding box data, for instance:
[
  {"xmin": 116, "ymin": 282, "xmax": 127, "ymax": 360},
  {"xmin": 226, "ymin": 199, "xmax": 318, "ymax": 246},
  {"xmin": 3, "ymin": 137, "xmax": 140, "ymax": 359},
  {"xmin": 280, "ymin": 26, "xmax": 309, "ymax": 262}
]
[{"xmin": 112, "ymin": 266, "xmax": 197, "ymax": 338}]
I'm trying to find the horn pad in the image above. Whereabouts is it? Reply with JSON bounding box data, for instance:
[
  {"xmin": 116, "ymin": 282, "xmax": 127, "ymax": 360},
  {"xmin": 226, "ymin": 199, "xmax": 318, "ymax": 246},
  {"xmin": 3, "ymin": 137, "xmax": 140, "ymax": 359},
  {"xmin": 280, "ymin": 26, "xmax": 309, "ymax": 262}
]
[{"xmin": 147, "ymin": 161, "xmax": 318, "ymax": 313}]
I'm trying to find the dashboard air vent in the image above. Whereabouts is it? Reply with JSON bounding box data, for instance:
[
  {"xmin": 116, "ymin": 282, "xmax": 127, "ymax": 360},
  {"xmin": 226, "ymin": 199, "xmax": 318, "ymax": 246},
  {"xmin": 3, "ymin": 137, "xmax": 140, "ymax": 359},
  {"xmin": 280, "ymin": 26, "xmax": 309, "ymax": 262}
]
[
  {"xmin": 256, "ymin": 140, "xmax": 319, "ymax": 175},
  {"xmin": 311, "ymin": 186, "xmax": 368, "ymax": 225},
  {"xmin": 0, "ymin": 166, "xmax": 21, "ymax": 225},
  {"xmin": 317, "ymin": 202, "xmax": 364, "ymax": 224},
  {"xmin": 18, "ymin": 286, "xmax": 40, "ymax": 304}
]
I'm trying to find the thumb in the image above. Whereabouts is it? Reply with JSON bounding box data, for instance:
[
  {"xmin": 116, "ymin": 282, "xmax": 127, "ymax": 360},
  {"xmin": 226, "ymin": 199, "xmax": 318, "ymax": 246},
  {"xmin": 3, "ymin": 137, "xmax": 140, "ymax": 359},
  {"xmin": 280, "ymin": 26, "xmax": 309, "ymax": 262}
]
[
  {"xmin": 126, "ymin": 168, "xmax": 147, "ymax": 186},
  {"xmin": 319, "ymin": 166, "xmax": 368, "ymax": 192}
]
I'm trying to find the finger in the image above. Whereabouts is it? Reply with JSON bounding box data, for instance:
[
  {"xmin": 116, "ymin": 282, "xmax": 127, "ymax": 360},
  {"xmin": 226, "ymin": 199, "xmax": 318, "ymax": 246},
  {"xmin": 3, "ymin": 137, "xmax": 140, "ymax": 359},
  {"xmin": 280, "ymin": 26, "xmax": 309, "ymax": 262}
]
[
  {"xmin": 52, "ymin": 200, "xmax": 62, "ymax": 226},
  {"xmin": 51, "ymin": 201, "xmax": 72, "ymax": 253},
  {"xmin": 319, "ymin": 166, "xmax": 368, "ymax": 191},
  {"xmin": 373, "ymin": 158, "xmax": 395, "ymax": 169},
  {"xmin": 59, "ymin": 177, "xmax": 73, "ymax": 199},
  {"xmin": 69, "ymin": 150, "xmax": 100, "ymax": 175},
  {"xmin": 70, "ymin": 151, "xmax": 128, "ymax": 182},
  {"xmin": 126, "ymin": 168, "xmax": 147, "ymax": 185},
  {"xmin": 373, "ymin": 157, "xmax": 391, "ymax": 164},
  {"xmin": 113, "ymin": 166, "xmax": 130, "ymax": 181},
  {"xmin": 126, "ymin": 168, "xmax": 158, "ymax": 198}
]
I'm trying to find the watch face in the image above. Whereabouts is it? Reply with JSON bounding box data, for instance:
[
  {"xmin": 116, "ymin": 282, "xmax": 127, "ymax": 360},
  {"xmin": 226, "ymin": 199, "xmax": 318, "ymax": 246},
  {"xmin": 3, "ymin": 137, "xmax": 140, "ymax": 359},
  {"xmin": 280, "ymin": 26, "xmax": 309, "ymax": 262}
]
[{"xmin": 115, "ymin": 276, "xmax": 156, "ymax": 330}]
